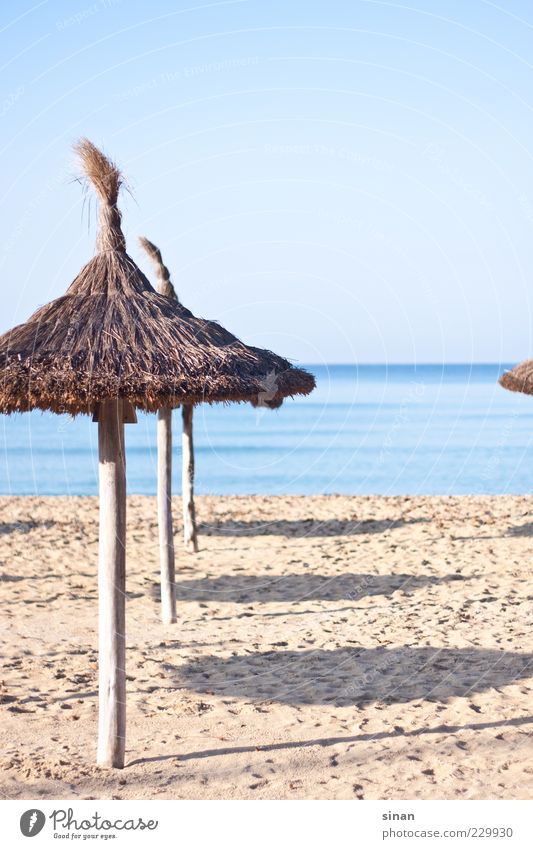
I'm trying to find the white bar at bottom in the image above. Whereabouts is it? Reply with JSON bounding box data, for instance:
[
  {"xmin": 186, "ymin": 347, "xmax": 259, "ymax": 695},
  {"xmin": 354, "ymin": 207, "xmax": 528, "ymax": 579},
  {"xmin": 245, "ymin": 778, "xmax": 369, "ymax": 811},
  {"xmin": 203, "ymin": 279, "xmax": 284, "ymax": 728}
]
[{"xmin": 3, "ymin": 799, "xmax": 532, "ymax": 848}]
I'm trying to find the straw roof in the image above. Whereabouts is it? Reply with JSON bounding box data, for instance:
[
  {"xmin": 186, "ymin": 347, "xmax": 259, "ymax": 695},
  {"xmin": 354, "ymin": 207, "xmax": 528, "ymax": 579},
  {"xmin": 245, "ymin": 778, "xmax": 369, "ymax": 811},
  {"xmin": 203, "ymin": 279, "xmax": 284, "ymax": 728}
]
[
  {"xmin": 0, "ymin": 140, "xmax": 315, "ymax": 415},
  {"xmin": 139, "ymin": 236, "xmax": 286, "ymax": 411},
  {"xmin": 499, "ymin": 362, "xmax": 533, "ymax": 395}
]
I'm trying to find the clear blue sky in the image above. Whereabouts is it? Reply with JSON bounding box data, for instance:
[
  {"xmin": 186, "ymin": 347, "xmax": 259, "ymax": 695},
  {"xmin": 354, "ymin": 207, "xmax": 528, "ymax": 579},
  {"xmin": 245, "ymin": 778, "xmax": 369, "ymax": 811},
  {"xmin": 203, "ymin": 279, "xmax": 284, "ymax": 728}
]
[{"xmin": 1, "ymin": 0, "xmax": 533, "ymax": 365}]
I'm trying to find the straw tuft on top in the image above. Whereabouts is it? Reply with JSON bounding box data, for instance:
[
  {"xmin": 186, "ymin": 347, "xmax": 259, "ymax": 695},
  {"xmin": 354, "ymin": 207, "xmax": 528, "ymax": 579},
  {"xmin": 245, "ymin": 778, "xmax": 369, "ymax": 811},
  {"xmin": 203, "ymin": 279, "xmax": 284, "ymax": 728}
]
[
  {"xmin": 75, "ymin": 137, "xmax": 126, "ymax": 253},
  {"xmin": 0, "ymin": 139, "xmax": 315, "ymax": 416},
  {"xmin": 75, "ymin": 137, "xmax": 123, "ymax": 207}
]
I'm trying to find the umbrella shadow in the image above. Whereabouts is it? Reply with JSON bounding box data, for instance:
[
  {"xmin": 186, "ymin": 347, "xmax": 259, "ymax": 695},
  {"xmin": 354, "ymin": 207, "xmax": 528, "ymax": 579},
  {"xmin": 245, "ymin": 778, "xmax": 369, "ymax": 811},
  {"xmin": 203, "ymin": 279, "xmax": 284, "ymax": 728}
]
[
  {"xmin": 0, "ymin": 520, "xmax": 55, "ymax": 536},
  {"xmin": 129, "ymin": 713, "xmax": 533, "ymax": 767},
  {"xmin": 166, "ymin": 646, "xmax": 533, "ymax": 706},
  {"xmin": 1, "ymin": 573, "xmax": 64, "ymax": 583},
  {"xmin": 199, "ymin": 516, "xmax": 430, "ymax": 538},
  {"xmin": 452, "ymin": 521, "xmax": 533, "ymax": 541},
  {"xmin": 507, "ymin": 522, "xmax": 533, "ymax": 537},
  {"xmin": 169, "ymin": 572, "xmax": 467, "ymax": 604}
]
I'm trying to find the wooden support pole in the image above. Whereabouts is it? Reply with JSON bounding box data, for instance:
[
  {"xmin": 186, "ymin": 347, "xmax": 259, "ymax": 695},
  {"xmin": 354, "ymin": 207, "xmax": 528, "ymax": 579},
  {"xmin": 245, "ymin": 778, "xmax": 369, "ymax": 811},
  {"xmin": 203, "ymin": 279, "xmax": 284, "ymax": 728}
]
[
  {"xmin": 182, "ymin": 403, "xmax": 198, "ymax": 553},
  {"xmin": 97, "ymin": 399, "xmax": 126, "ymax": 768},
  {"xmin": 157, "ymin": 408, "xmax": 176, "ymax": 624}
]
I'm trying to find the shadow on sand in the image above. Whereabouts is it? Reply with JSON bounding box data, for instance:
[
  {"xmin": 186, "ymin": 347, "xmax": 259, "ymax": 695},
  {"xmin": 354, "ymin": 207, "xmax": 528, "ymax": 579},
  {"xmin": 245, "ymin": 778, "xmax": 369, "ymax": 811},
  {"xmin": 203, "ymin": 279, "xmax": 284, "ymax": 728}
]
[
  {"xmin": 167, "ymin": 572, "xmax": 466, "ymax": 604},
  {"xmin": 165, "ymin": 646, "xmax": 533, "ymax": 706},
  {"xmin": 0, "ymin": 520, "xmax": 55, "ymax": 536},
  {"xmin": 453, "ymin": 521, "xmax": 533, "ymax": 541},
  {"xmin": 199, "ymin": 516, "xmax": 429, "ymax": 538},
  {"xmin": 128, "ymin": 713, "xmax": 533, "ymax": 767},
  {"xmin": 507, "ymin": 522, "xmax": 533, "ymax": 537}
]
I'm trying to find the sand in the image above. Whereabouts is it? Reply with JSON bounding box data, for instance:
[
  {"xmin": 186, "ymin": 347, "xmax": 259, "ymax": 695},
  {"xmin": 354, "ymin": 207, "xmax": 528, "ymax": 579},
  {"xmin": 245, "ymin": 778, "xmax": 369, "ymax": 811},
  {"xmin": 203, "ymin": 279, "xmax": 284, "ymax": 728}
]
[{"xmin": 1, "ymin": 494, "xmax": 533, "ymax": 800}]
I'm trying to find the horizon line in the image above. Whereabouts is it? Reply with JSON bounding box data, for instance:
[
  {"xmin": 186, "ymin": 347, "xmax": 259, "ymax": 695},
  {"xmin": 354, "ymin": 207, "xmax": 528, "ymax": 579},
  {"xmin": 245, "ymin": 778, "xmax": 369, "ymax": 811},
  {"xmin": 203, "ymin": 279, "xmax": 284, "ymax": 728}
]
[{"xmin": 297, "ymin": 361, "xmax": 514, "ymax": 367}]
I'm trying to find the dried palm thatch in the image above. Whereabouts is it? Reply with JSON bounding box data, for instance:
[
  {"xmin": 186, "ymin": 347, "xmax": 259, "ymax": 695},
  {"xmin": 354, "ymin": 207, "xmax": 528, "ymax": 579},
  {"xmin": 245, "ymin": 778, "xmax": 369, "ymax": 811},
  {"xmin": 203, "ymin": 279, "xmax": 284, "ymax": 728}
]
[
  {"xmin": 0, "ymin": 148, "xmax": 315, "ymax": 416},
  {"xmin": 139, "ymin": 236, "xmax": 285, "ymax": 411},
  {"xmin": 499, "ymin": 362, "xmax": 533, "ymax": 395}
]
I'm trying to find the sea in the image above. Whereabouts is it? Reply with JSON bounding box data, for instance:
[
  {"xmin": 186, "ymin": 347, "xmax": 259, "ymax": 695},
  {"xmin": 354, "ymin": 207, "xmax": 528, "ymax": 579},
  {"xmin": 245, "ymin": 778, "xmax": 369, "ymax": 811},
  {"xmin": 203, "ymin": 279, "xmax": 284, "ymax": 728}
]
[{"xmin": 1, "ymin": 364, "xmax": 532, "ymax": 497}]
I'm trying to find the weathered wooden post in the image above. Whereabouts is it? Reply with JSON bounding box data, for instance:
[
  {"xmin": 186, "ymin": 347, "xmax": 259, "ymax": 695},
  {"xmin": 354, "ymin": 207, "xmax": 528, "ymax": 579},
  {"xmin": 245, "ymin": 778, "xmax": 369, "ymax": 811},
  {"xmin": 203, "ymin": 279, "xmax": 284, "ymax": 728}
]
[
  {"xmin": 157, "ymin": 407, "xmax": 176, "ymax": 623},
  {"xmin": 182, "ymin": 403, "xmax": 198, "ymax": 553},
  {"xmin": 96, "ymin": 399, "xmax": 127, "ymax": 768},
  {"xmin": 138, "ymin": 237, "xmax": 181, "ymax": 623}
]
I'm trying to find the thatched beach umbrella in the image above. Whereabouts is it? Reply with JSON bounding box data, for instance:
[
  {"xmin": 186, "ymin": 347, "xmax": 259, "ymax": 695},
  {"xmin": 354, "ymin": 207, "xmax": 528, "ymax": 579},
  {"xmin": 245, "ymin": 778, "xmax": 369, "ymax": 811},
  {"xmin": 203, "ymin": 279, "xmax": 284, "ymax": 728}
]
[
  {"xmin": 138, "ymin": 236, "xmax": 199, "ymax": 569},
  {"xmin": 499, "ymin": 362, "xmax": 533, "ymax": 395},
  {"xmin": 139, "ymin": 237, "xmax": 288, "ymax": 625},
  {"xmin": 0, "ymin": 139, "xmax": 315, "ymax": 769}
]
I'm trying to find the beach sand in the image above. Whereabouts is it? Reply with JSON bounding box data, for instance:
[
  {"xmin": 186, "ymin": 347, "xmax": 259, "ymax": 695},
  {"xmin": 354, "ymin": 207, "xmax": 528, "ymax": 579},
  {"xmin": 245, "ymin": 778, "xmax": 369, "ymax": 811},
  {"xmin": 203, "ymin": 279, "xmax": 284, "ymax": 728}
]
[{"xmin": 1, "ymin": 494, "xmax": 532, "ymax": 800}]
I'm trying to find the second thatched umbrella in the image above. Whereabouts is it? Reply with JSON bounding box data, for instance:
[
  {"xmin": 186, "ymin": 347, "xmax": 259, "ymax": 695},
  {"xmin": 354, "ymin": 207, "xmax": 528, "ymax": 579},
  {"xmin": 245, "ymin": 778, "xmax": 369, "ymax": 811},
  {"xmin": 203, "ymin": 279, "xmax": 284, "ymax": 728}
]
[
  {"xmin": 0, "ymin": 139, "xmax": 315, "ymax": 768},
  {"xmin": 139, "ymin": 237, "xmax": 288, "ymax": 625},
  {"xmin": 139, "ymin": 237, "xmax": 198, "ymax": 573}
]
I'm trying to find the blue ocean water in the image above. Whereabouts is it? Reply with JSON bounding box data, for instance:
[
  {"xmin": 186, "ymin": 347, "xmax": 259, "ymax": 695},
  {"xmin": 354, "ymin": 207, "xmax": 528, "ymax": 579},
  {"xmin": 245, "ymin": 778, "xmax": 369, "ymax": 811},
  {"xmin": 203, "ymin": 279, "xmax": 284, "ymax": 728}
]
[{"xmin": 1, "ymin": 364, "xmax": 532, "ymax": 496}]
